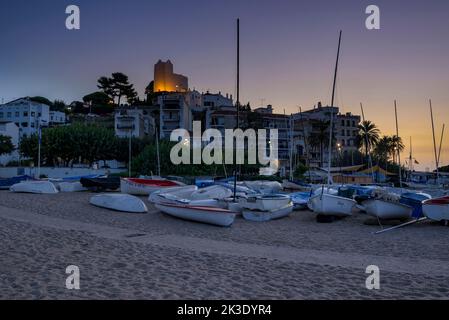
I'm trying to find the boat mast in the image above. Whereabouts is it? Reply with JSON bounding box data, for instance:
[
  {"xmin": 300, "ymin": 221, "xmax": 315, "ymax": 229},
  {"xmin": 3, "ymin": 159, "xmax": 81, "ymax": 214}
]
[
  {"xmin": 327, "ymin": 30, "xmax": 342, "ymax": 185},
  {"xmin": 233, "ymin": 18, "xmax": 240, "ymax": 201},
  {"xmin": 360, "ymin": 103, "xmax": 375, "ymax": 183},
  {"xmin": 394, "ymin": 100, "xmax": 402, "ymax": 188},
  {"xmin": 156, "ymin": 127, "xmax": 161, "ymax": 177},
  {"xmin": 290, "ymin": 113, "xmax": 294, "ymax": 180},
  {"xmin": 437, "ymin": 124, "xmax": 445, "ymax": 169},
  {"xmin": 429, "ymin": 99, "xmax": 440, "ymax": 185}
]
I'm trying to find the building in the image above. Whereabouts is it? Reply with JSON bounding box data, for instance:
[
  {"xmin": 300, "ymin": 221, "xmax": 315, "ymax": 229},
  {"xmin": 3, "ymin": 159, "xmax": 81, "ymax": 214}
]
[
  {"xmin": 0, "ymin": 122, "xmax": 19, "ymax": 166},
  {"xmin": 158, "ymin": 93, "xmax": 193, "ymax": 139},
  {"xmin": 49, "ymin": 111, "xmax": 66, "ymax": 126},
  {"xmin": 255, "ymin": 105, "xmax": 292, "ymax": 176},
  {"xmin": 291, "ymin": 102, "xmax": 361, "ymax": 168},
  {"xmin": 0, "ymin": 98, "xmax": 50, "ymax": 137},
  {"xmin": 115, "ymin": 108, "xmax": 156, "ymax": 139},
  {"xmin": 154, "ymin": 60, "xmax": 188, "ymax": 93}
]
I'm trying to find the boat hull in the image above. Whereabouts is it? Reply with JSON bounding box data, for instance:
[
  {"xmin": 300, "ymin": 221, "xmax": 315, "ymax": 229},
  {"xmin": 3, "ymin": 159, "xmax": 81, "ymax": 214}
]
[
  {"xmin": 120, "ymin": 178, "xmax": 182, "ymax": 195},
  {"xmin": 243, "ymin": 203, "xmax": 293, "ymax": 222},
  {"xmin": 363, "ymin": 199, "xmax": 413, "ymax": 220},
  {"xmin": 155, "ymin": 203, "xmax": 236, "ymax": 227},
  {"xmin": 308, "ymin": 194, "xmax": 355, "ymax": 216},
  {"xmin": 239, "ymin": 194, "xmax": 291, "ymax": 211},
  {"xmin": 10, "ymin": 181, "xmax": 58, "ymax": 194},
  {"xmin": 90, "ymin": 194, "xmax": 148, "ymax": 213},
  {"xmin": 422, "ymin": 196, "xmax": 449, "ymax": 222}
]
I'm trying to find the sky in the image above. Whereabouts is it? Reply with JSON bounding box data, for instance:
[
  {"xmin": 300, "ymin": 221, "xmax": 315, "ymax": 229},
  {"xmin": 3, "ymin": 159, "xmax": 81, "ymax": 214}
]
[{"xmin": 1, "ymin": 0, "xmax": 448, "ymax": 171}]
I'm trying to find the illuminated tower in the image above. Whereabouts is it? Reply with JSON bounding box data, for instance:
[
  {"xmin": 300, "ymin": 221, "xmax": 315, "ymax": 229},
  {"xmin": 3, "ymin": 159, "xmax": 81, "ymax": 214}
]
[{"xmin": 154, "ymin": 60, "xmax": 188, "ymax": 92}]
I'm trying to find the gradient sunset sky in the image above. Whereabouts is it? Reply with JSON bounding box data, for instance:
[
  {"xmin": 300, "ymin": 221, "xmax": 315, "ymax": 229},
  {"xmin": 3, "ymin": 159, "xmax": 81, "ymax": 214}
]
[{"xmin": 1, "ymin": 0, "xmax": 448, "ymax": 170}]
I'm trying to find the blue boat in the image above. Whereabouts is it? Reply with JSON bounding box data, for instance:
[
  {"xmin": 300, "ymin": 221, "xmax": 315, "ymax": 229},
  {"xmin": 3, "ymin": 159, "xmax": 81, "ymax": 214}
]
[
  {"xmin": 400, "ymin": 192, "xmax": 432, "ymax": 218},
  {"xmin": 290, "ymin": 191, "xmax": 313, "ymax": 210},
  {"xmin": 0, "ymin": 175, "xmax": 35, "ymax": 190}
]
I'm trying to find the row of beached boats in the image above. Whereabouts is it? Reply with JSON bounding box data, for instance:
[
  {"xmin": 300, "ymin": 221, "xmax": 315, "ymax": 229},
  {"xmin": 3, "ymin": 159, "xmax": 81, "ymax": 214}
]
[{"xmin": 1, "ymin": 174, "xmax": 449, "ymax": 228}]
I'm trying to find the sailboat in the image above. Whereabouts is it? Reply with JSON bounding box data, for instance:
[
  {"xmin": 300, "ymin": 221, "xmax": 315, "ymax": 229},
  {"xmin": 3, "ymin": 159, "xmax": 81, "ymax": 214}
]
[{"xmin": 307, "ymin": 31, "xmax": 356, "ymax": 219}]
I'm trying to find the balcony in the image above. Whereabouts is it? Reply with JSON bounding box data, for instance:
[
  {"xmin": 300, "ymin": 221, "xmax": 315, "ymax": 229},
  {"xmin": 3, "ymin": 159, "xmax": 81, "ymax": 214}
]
[{"xmin": 117, "ymin": 124, "xmax": 135, "ymax": 130}]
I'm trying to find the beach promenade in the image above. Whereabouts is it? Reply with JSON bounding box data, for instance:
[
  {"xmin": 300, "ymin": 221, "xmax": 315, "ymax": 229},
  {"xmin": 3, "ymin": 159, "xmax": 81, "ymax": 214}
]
[{"xmin": 1, "ymin": 191, "xmax": 449, "ymax": 299}]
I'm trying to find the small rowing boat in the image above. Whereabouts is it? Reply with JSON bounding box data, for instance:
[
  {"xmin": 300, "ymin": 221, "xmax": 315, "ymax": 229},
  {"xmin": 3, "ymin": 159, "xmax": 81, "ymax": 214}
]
[
  {"xmin": 90, "ymin": 193, "xmax": 148, "ymax": 213},
  {"xmin": 120, "ymin": 178, "xmax": 184, "ymax": 195},
  {"xmin": 238, "ymin": 194, "xmax": 291, "ymax": 212},
  {"xmin": 10, "ymin": 181, "xmax": 58, "ymax": 194},
  {"xmin": 422, "ymin": 196, "xmax": 449, "ymax": 224},
  {"xmin": 155, "ymin": 202, "xmax": 236, "ymax": 227},
  {"xmin": 242, "ymin": 203, "xmax": 294, "ymax": 222}
]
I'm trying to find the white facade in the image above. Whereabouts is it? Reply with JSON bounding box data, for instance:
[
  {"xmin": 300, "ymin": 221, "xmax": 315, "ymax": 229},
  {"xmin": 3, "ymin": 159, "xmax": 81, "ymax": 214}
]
[
  {"xmin": 115, "ymin": 109, "xmax": 155, "ymax": 139},
  {"xmin": 0, "ymin": 122, "xmax": 19, "ymax": 166},
  {"xmin": 49, "ymin": 111, "xmax": 66, "ymax": 125},
  {"xmin": 0, "ymin": 98, "xmax": 50, "ymax": 137}
]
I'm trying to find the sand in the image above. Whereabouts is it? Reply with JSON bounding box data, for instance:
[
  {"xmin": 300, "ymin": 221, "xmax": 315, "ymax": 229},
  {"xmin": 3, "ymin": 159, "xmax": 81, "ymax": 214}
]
[{"xmin": 1, "ymin": 191, "xmax": 449, "ymax": 299}]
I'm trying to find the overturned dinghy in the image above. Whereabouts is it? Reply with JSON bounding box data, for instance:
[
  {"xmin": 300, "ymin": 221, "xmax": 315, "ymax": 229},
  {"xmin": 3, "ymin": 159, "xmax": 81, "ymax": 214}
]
[
  {"xmin": 90, "ymin": 193, "xmax": 148, "ymax": 213},
  {"xmin": 10, "ymin": 181, "xmax": 59, "ymax": 194},
  {"xmin": 243, "ymin": 203, "xmax": 294, "ymax": 222},
  {"xmin": 155, "ymin": 202, "xmax": 236, "ymax": 227}
]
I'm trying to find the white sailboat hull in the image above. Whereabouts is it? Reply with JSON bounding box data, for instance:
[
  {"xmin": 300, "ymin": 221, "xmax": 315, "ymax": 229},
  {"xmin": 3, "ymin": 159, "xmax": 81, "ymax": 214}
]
[
  {"xmin": 239, "ymin": 194, "xmax": 291, "ymax": 211},
  {"xmin": 90, "ymin": 194, "xmax": 148, "ymax": 213},
  {"xmin": 363, "ymin": 199, "xmax": 413, "ymax": 220},
  {"xmin": 155, "ymin": 203, "xmax": 236, "ymax": 227},
  {"xmin": 243, "ymin": 203, "xmax": 293, "ymax": 222},
  {"xmin": 422, "ymin": 197, "xmax": 449, "ymax": 222},
  {"xmin": 10, "ymin": 181, "xmax": 59, "ymax": 194},
  {"xmin": 308, "ymin": 194, "xmax": 355, "ymax": 216}
]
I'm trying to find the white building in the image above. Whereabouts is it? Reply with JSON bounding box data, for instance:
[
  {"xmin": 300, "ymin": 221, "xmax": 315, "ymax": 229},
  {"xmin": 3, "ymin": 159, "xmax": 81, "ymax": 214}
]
[
  {"xmin": 0, "ymin": 98, "xmax": 50, "ymax": 137},
  {"xmin": 49, "ymin": 111, "xmax": 66, "ymax": 125},
  {"xmin": 115, "ymin": 109, "xmax": 155, "ymax": 139},
  {"xmin": 0, "ymin": 122, "xmax": 19, "ymax": 166}
]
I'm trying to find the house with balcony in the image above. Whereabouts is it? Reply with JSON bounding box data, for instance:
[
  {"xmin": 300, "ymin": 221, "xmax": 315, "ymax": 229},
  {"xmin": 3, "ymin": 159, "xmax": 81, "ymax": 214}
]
[
  {"xmin": 0, "ymin": 97, "xmax": 50, "ymax": 137},
  {"xmin": 115, "ymin": 109, "xmax": 155, "ymax": 139}
]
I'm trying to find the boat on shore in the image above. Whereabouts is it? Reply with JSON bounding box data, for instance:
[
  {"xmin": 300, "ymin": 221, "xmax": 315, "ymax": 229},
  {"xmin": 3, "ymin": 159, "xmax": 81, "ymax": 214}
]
[
  {"xmin": 422, "ymin": 196, "xmax": 449, "ymax": 224},
  {"xmin": 238, "ymin": 194, "xmax": 291, "ymax": 212},
  {"xmin": 308, "ymin": 192, "xmax": 356, "ymax": 217},
  {"xmin": 290, "ymin": 191, "xmax": 312, "ymax": 210},
  {"xmin": 155, "ymin": 202, "xmax": 237, "ymax": 227},
  {"xmin": 120, "ymin": 178, "xmax": 184, "ymax": 195},
  {"xmin": 362, "ymin": 198, "xmax": 413, "ymax": 220},
  {"xmin": 10, "ymin": 181, "xmax": 59, "ymax": 194},
  {"xmin": 90, "ymin": 193, "xmax": 148, "ymax": 213},
  {"xmin": 149, "ymin": 185, "xmax": 232, "ymax": 207},
  {"xmin": 242, "ymin": 203, "xmax": 294, "ymax": 222}
]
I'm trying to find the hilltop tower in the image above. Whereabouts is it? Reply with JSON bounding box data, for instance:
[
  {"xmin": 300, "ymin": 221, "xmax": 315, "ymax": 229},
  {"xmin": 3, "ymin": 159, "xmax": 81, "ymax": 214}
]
[{"xmin": 154, "ymin": 60, "xmax": 188, "ymax": 93}]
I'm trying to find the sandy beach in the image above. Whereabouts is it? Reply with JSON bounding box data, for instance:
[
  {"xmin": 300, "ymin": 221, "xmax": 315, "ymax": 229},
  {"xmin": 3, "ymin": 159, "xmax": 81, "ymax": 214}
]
[{"xmin": 1, "ymin": 190, "xmax": 449, "ymax": 300}]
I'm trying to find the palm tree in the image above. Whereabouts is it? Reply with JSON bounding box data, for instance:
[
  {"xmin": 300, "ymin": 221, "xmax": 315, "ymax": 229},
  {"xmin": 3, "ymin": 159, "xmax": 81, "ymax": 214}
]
[
  {"xmin": 357, "ymin": 120, "xmax": 380, "ymax": 156},
  {"xmin": 389, "ymin": 135, "xmax": 405, "ymax": 165},
  {"xmin": 308, "ymin": 120, "xmax": 331, "ymax": 168}
]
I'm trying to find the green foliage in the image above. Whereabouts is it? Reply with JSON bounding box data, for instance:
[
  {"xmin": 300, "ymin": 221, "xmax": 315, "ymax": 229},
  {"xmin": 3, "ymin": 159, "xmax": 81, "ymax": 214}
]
[
  {"xmin": 0, "ymin": 135, "xmax": 15, "ymax": 155},
  {"xmin": 19, "ymin": 124, "xmax": 147, "ymax": 167},
  {"xmin": 132, "ymin": 141, "xmax": 261, "ymax": 177},
  {"xmin": 293, "ymin": 161, "xmax": 308, "ymax": 179},
  {"xmin": 97, "ymin": 72, "xmax": 137, "ymax": 106},
  {"xmin": 30, "ymin": 96, "xmax": 53, "ymax": 107}
]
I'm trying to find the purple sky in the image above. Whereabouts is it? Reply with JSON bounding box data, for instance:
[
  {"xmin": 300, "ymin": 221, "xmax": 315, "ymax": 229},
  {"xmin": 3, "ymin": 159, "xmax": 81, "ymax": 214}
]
[{"xmin": 1, "ymin": 0, "xmax": 448, "ymax": 170}]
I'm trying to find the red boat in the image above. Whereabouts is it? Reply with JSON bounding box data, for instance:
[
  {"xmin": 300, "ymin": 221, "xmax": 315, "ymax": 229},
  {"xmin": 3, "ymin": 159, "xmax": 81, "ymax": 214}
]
[{"xmin": 120, "ymin": 178, "xmax": 184, "ymax": 195}]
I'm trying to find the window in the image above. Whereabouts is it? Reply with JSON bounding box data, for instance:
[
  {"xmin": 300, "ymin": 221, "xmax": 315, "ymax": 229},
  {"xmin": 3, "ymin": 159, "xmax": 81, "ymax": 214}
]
[
  {"xmin": 341, "ymin": 130, "xmax": 345, "ymax": 136},
  {"xmin": 38, "ymin": 112, "xmax": 41, "ymax": 117},
  {"xmin": 346, "ymin": 120, "xmax": 350, "ymax": 126},
  {"xmin": 341, "ymin": 120, "xmax": 345, "ymax": 126},
  {"xmin": 7, "ymin": 112, "xmax": 11, "ymax": 118},
  {"xmin": 0, "ymin": 112, "xmax": 3, "ymax": 118},
  {"xmin": 352, "ymin": 120, "xmax": 355, "ymax": 127},
  {"xmin": 23, "ymin": 112, "xmax": 28, "ymax": 117},
  {"xmin": 31, "ymin": 112, "xmax": 35, "ymax": 117},
  {"xmin": 15, "ymin": 112, "xmax": 19, "ymax": 117},
  {"xmin": 22, "ymin": 122, "xmax": 28, "ymax": 127},
  {"xmin": 347, "ymin": 130, "xmax": 351, "ymax": 136}
]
